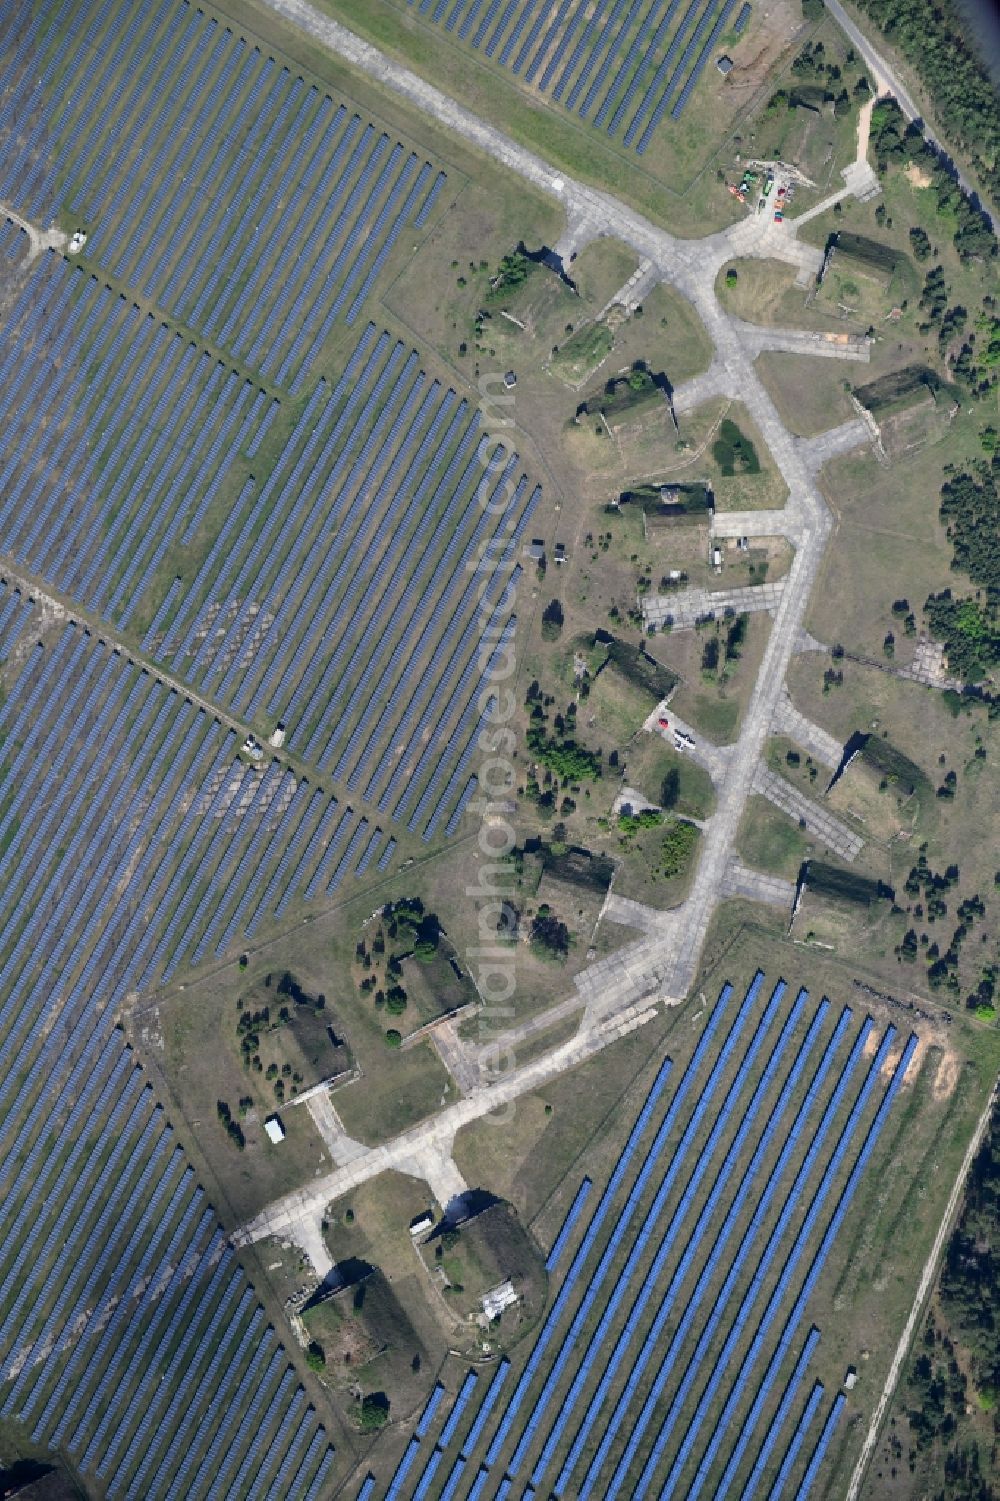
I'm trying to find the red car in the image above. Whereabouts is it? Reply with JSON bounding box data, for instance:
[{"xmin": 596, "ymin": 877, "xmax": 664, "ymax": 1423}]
[{"xmin": 658, "ymin": 716, "xmax": 670, "ymax": 729}]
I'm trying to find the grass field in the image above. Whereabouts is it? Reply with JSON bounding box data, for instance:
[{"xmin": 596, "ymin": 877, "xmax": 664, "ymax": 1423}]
[
  {"xmin": 661, "ymin": 611, "xmax": 772, "ymax": 744},
  {"xmin": 807, "ymin": 412, "xmax": 984, "ymax": 668},
  {"xmin": 685, "ymin": 399, "xmax": 791, "ymax": 511},
  {"xmin": 737, "ymin": 793, "xmax": 812, "ymax": 879},
  {"xmin": 621, "ymin": 731, "xmax": 718, "ymax": 821},
  {"xmin": 756, "ymin": 350, "xmax": 857, "ymax": 436}
]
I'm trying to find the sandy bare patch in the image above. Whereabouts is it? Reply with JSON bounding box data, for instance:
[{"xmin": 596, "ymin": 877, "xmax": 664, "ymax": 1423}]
[
  {"xmin": 932, "ymin": 1047, "xmax": 960, "ymax": 1101},
  {"xmin": 905, "ymin": 162, "xmax": 933, "ymax": 189}
]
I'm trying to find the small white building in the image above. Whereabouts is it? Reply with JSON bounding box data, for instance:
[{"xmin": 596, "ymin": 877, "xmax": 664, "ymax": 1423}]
[
  {"xmin": 481, "ymin": 1280, "xmax": 518, "ymax": 1320},
  {"xmin": 409, "ymin": 1212, "xmax": 435, "ymax": 1239},
  {"xmin": 263, "ymin": 1115, "xmax": 285, "ymax": 1144}
]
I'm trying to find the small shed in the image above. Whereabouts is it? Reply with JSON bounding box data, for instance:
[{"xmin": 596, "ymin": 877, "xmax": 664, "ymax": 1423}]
[
  {"xmin": 553, "ymin": 543, "xmax": 567, "ymax": 564},
  {"xmin": 716, "ymin": 54, "xmax": 734, "ymax": 75},
  {"xmin": 409, "ymin": 1212, "xmax": 435, "ymax": 1239},
  {"xmin": 525, "ymin": 538, "xmax": 545, "ymax": 561},
  {"xmin": 503, "ymin": 370, "xmax": 517, "ymax": 389},
  {"xmin": 263, "ymin": 1115, "xmax": 285, "ymax": 1144},
  {"xmin": 481, "ymin": 1280, "xmax": 519, "ymax": 1320}
]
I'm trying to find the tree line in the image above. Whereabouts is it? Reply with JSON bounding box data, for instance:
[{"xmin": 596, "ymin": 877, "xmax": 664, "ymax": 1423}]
[
  {"xmin": 900, "ymin": 1101, "xmax": 999, "ymax": 1496},
  {"xmin": 853, "ymin": 0, "xmax": 1000, "ymax": 221},
  {"xmin": 924, "ymin": 465, "xmax": 1000, "ymax": 685},
  {"xmin": 869, "ymin": 100, "xmax": 995, "ymax": 263}
]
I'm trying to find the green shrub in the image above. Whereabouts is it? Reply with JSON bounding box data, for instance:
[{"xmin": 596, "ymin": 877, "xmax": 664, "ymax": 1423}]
[
  {"xmin": 527, "ymin": 725, "xmax": 601, "ymax": 780},
  {"xmin": 711, "ymin": 418, "xmax": 761, "ymax": 476},
  {"xmin": 541, "ymin": 598, "xmax": 564, "ymax": 640},
  {"xmin": 661, "ymin": 818, "xmax": 699, "ymax": 878},
  {"xmin": 358, "ymin": 1393, "xmax": 390, "ymax": 1431},
  {"xmin": 618, "ymin": 808, "xmax": 664, "ymax": 834},
  {"xmin": 530, "ymin": 911, "xmax": 570, "ymax": 960}
]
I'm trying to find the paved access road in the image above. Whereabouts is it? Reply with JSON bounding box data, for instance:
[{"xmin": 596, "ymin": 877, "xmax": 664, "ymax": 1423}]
[
  {"xmin": 753, "ymin": 764, "xmax": 863, "ymax": 862},
  {"xmin": 643, "ymin": 580, "xmax": 786, "ymax": 630}
]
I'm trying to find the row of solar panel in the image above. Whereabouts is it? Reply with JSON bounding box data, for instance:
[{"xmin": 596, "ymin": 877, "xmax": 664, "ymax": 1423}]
[
  {"xmin": 395, "ymin": 979, "xmax": 913, "ymax": 1500},
  {"xmin": 623, "ymin": 1025, "xmax": 907, "ymax": 1498},
  {"xmin": 565, "ymin": 1000, "xmax": 842, "ymax": 1496},
  {"xmin": 408, "ymin": 0, "xmax": 737, "ymax": 145},
  {"xmin": 0, "ymin": 618, "xmax": 333, "ymax": 1495},
  {"xmin": 377, "ymin": 1360, "xmax": 509, "ymax": 1501},
  {"xmin": 0, "ymin": 0, "xmax": 444, "ymax": 385},
  {"xmin": 0, "ymin": 263, "xmax": 516, "ymax": 846},
  {"xmin": 532, "ymin": 980, "xmax": 808, "ymax": 1488},
  {"xmin": 598, "ymin": 1013, "xmax": 874, "ymax": 1495},
  {"xmin": 0, "ymin": 263, "xmax": 267, "ymax": 635},
  {"xmin": 132, "ymin": 325, "xmax": 531, "ymax": 836},
  {"xmin": 510, "ymin": 974, "xmax": 768, "ymax": 1478}
]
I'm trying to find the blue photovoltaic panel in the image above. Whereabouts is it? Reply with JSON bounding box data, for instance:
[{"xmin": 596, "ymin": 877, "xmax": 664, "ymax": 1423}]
[{"xmin": 404, "ymin": 0, "xmax": 717, "ymax": 148}]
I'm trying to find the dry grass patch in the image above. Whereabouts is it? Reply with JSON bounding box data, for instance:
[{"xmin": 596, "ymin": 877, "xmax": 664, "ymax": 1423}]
[
  {"xmin": 658, "ymin": 611, "xmax": 771, "ymax": 745},
  {"xmin": 755, "ymin": 350, "xmax": 856, "ymax": 436}
]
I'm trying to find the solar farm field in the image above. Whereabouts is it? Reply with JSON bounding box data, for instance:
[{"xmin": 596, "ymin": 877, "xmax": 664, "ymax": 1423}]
[
  {"xmin": 0, "ymin": 0, "xmax": 544, "ymax": 1492},
  {"xmin": 344, "ymin": 969, "xmax": 962, "ymax": 1500},
  {"xmin": 402, "ymin": 0, "xmax": 743, "ymax": 149},
  {"xmin": 0, "ymin": 255, "xmax": 536, "ymax": 845},
  {"xmin": 0, "ymin": 0, "xmax": 444, "ymax": 386},
  {"xmin": 0, "ymin": 596, "xmax": 335, "ymax": 1497}
]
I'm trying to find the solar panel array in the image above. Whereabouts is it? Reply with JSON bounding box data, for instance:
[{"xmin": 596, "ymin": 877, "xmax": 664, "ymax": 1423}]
[
  {"xmin": 361, "ymin": 974, "xmax": 916, "ymax": 1498},
  {"xmin": 134, "ymin": 322, "xmax": 536, "ymax": 843},
  {"xmin": 0, "ymin": 257, "xmax": 269, "ymax": 624},
  {"xmin": 0, "ymin": 0, "xmax": 444, "ymax": 388},
  {"xmin": 0, "ymin": 0, "xmax": 541, "ymax": 1492},
  {"xmin": 0, "ymin": 241, "xmax": 521, "ymax": 846},
  {"xmin": 0, "ymin": 614, "xmax": 348, "ymax": 1496},
  {"xmin": 406, "ymin": 0, "xmax": 738, "ymax": 147}
]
